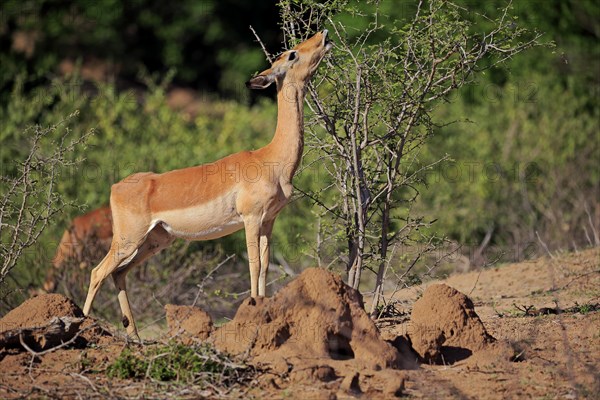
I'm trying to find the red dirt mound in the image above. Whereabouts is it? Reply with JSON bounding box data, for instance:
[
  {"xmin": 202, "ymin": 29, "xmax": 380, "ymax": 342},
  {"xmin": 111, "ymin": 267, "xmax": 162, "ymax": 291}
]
[
  {"xmin": 211, "ymin": 268, "xmax": 405, "ymax": 371},
  {"xmin": 0, "ymin": 294, "xmax": 83, "ymax": 331},
  {"xmin": 165, "ymin": 304, "xmax": 213, "ymax": 343},
  {"xmin": 166, "ymin": 269, "xmax": 412, "ymax": 396},
  {"xmin": 408, "ymin": 284, "xmax": 496, "ymax": 363},
  {"xmin": 0, "ymin": 294, "xmax": 109, "ymax": 351}
]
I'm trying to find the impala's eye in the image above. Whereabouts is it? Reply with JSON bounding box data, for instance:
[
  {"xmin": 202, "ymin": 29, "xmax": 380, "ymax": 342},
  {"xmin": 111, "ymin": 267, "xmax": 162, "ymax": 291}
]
[{"xmin": 288, "ymin": 51, "xmax": 297, "ymax": 61}]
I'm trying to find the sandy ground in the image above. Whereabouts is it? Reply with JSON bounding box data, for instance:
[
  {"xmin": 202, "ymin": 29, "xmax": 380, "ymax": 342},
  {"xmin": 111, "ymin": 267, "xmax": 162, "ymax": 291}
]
[
  {"xmin": 382, "ymin": 247, "xmax": 600, "ymax": 399},
  {"xmin": 0, "ymin": 247, "xmax": 598, "ymax": 399}
]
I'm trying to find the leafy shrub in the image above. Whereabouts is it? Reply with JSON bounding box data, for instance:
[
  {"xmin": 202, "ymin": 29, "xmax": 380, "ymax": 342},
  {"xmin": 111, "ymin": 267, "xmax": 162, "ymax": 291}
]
[
  {"xmin": 419, "ymin": 72, "xmax": 600, "ymax": 260},
  {"xmin": 107, "ymin": 342, "xmax": 250, "ymax": 384}
]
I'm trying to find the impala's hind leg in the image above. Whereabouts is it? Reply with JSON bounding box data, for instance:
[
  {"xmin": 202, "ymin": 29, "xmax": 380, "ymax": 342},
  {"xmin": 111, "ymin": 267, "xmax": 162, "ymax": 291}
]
[
  {"xmin": 82, "ymin": 240, "xmax": 140, "ymax": 317},
  {"xmin": 111, "ymin": 225, "xmax": 173, "ymax": 339},
  {"xmin": 112, "ymin": 269, "xmax": 137, "ymax": 339}
]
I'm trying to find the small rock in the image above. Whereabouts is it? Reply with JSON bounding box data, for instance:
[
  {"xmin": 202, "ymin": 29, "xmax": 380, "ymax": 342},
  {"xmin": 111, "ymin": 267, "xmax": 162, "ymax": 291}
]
[
  {"xmin": 375, "ymin": 370, "xmax": 406, "ymax": 398},
  {"xmin": 315, "ymin": 365, "xmax": 337, "ymax": 382},
  {"xmin": 165, "ymin": 304, "xmax": 213, "ymax": 343},
  {"xmin": 289, "ymin": 364, "xmax": 337, "ymax": 383},
  {"xmin": 384, "ymin": 375, "xmax": 405, "ymax": 397},
  {"xmin": 264, "ymin": 355, "xmax": 290, "ymax": 375},
  {"xmin": 340, "ymin": 372, "xmax": 361, "ymax": 394}
]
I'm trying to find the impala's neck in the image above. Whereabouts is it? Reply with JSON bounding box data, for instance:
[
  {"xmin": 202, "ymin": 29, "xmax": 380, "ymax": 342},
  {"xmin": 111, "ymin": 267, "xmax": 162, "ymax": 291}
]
[{"xmin": 268, "ymin": 79, "xmax": 306, "ymax": 182}]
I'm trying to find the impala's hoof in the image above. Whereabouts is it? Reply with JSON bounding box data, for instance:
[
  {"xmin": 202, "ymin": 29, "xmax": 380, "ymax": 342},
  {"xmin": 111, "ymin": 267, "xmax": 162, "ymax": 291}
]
[{"xmin": 126, "ymin": 333, "xmax": 143, "ymax": 345}]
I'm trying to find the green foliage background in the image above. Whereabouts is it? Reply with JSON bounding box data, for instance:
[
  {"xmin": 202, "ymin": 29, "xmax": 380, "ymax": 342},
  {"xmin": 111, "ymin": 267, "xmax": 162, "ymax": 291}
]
[{"xmin": 0, "ymin": 0, "xmax": 598, "ymax": 305}]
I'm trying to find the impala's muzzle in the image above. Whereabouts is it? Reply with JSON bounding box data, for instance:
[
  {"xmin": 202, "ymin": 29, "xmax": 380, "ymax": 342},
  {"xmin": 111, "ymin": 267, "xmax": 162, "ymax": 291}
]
[{"xmin": 323, "ymin": 29, "xmax": 333, "ymax": 50}]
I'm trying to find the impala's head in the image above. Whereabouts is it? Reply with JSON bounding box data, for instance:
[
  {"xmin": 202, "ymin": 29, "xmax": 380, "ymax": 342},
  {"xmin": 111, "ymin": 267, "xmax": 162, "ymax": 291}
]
[{"xmin": 246, "ymin": 30, "xmax": 332, "ymax": 90}]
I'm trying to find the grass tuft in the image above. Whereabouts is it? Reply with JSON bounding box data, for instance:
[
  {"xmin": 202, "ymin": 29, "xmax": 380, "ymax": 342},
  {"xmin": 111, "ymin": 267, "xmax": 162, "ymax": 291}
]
[{"xmin": 107, "ymin": 342, "xmax": 252, "ymax": 385}]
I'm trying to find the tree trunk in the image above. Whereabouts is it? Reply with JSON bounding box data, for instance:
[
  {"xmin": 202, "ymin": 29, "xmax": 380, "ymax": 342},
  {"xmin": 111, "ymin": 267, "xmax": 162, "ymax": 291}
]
[
  {"xmin": 370, "ymin": 199, "xmax": 391, "ymax": 317},
  {"xmin": 347, "ymin": 239, "xmax": 362, "ymax": 288}
]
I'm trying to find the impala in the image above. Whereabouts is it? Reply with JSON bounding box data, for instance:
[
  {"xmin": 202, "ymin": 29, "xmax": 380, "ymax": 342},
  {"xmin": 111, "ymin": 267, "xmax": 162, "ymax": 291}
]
[
  {"xmin": 83, "ymin": 31, "xmax": 332, "ymax": 339},
  {"xmin": 44, "ymin": 205, "xmax": 113, "ymax": 293}
]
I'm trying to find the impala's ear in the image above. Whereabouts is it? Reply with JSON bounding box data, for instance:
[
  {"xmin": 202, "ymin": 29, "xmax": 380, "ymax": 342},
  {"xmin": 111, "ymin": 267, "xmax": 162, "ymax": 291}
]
[{"xmin": 245, "ymin": 74, "xmax": 275, "ymax": 90}]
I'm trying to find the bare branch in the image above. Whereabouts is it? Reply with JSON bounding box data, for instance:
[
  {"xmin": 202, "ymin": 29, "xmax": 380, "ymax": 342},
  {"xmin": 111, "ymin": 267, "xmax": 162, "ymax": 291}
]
[{"xmin": 249, "ymin": 25, "xmax": 273, "ymax": 63}]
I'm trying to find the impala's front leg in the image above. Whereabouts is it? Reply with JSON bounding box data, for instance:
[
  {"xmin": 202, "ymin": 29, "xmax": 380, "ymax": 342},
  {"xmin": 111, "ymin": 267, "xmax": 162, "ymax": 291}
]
[
  {"xmin": 259, "ymin": 219, "xmax": 274, "ymax": 297},
  {"xmin": 244, "ymin": 217, "xmax": 261, "ymax": 298}
]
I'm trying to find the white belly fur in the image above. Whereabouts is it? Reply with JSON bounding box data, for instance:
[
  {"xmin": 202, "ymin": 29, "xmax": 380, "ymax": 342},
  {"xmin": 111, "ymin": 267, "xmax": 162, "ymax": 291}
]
[{"xmin": 151, "ymin": 193, "xmax": 244, "ymax": 241}]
